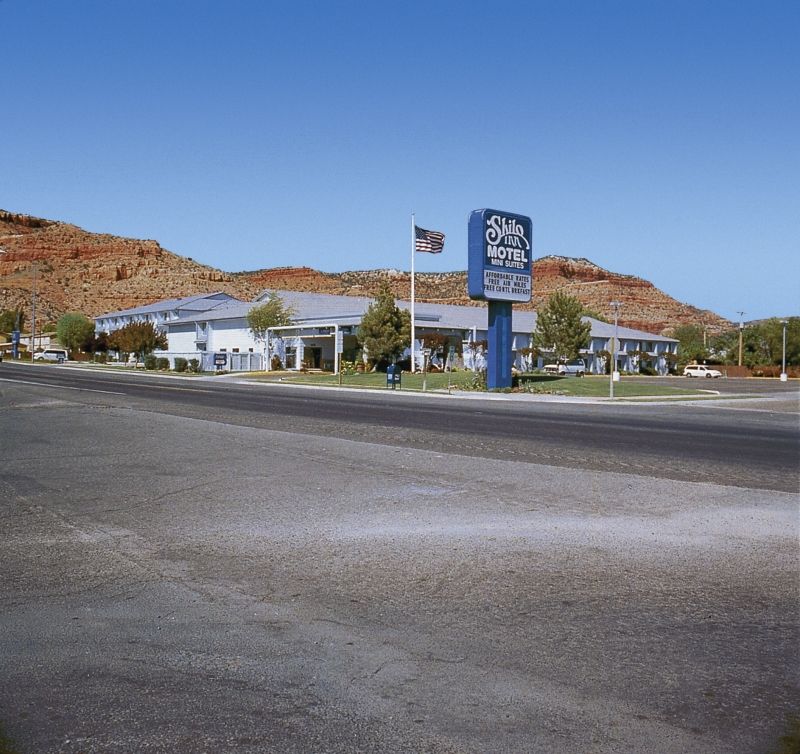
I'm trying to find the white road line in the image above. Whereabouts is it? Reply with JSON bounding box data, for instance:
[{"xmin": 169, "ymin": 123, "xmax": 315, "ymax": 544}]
[{"xmin": 0, "ymin": 377, "xmax": 126, "ymax": 395}]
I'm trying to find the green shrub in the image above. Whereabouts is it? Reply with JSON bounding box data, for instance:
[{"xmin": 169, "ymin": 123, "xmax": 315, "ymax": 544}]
[
  {"xmin": 156, "ymin": 357, "xmax": 170, "ymax": 370},
  {"xmin": 464, "ymin": 370, "xmax": 486, "ymax": 391},
  {"xmin": 270, "ymin": 355, "xmax": 284, "ymax": 371},
  {"xmin": 144, "ymin": 354, "xmax": 157, "ymax": 370},
  {"xmin": 188, "ymin": 358, "xmax": 200, "ymax": 373},
  {"xmin": 174, "ymin": 357, "xmax": 188, "ymax": 372}
]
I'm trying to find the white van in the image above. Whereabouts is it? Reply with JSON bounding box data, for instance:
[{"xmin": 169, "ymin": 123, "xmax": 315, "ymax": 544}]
[
  {"xmin": 543, "ymin": 358, "xmax": 586, "ymax": 376},
  {"xmin": 33, "ymin": 348, "xmax": 68, "ymax": 363},
  {"xmin": 683, "ymin": 364, "xmax": 722, "ymax": 378}
]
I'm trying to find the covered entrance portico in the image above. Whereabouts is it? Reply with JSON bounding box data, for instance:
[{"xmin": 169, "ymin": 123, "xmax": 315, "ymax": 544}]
[{"xmin": 266, "ymin": 323, "xmax": 356, "ymax": 373}]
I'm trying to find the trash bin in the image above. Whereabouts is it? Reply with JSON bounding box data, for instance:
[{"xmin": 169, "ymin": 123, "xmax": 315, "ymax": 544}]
[{"xmin": 386, "ymin": 364, "xmax": 401, "ymax": 390}]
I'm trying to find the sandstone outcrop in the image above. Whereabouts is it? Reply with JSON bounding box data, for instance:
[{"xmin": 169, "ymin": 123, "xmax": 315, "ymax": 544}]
[{"xmin": 0, "ymin": 210, "xmax": 729, "ymax": 335}]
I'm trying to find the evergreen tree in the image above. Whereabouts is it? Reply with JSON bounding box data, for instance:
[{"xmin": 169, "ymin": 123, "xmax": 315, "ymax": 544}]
[
  {"xmin": 357, "ymin": 284, "xmax": 410, "ymax": 368},
  {"xmin": 533, "ymin": 291, "xmax": 591, "ymax": 362}
]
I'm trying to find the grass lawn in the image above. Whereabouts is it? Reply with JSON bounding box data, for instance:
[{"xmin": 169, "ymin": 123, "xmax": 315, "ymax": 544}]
[
  {"xmin": 248, "ymin": 371, "xmax": 708, "ymax": 398},
  {"xmin": 519, "ymin": 375, "xmax": 708, "ymax": 397},
  {"xmin": 250, "ymin": 370, "xmax": 480, "ymax": 391}
]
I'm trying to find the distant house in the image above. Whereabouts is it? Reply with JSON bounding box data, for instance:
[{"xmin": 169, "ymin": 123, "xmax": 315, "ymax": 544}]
[{"xmin": 92, "ymin": 289, "xmax": 677, "ymax": 375}]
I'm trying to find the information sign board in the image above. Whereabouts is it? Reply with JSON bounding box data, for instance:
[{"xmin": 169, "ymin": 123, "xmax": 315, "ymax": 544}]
[{"xmin": 468, "ymin": 209, "xmax": 532, "ymax": 303}]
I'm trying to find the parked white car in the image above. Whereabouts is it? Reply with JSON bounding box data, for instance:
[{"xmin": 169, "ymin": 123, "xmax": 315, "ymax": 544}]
[
  {"xmin": 543, "ymin": 358, "xmax": 586, "ymax": 377},
  {"xmin": 683, "ymin": 364, "xmax": 722, "ymax": 378}
]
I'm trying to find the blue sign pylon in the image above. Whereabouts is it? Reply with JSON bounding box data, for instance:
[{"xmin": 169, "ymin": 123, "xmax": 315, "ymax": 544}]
[
  {"xmin": 487, "ymin": 301, "xmax": 513, "ymax": 389},
  {"xmin": 467, "ymin": 209, "xmax": 533, "ymax": 390}
]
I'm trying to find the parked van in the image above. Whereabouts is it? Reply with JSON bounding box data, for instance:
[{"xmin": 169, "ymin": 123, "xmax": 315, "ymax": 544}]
[
  {"xmin": 543, "ymin": 358, "xmax": 586, "ymax": 377},
  {"xmin": 33, "ymin": 349, "xmax": 68, "ymax": 363},
  {"xmin": 683, "ymin": 364, "xmax": 722, "ymax": 378}
]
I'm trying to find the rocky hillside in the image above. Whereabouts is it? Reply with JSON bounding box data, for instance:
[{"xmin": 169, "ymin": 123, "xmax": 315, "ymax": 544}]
[
  {"xmin": 0, "ymin": 210, "xmax": 729, "ymax": 334},
  {"xmin": 0, "ymin": 211, "xmax": 262, "ymax": 324}
]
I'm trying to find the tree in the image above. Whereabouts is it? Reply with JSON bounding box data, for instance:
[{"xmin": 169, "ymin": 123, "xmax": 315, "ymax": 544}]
[
  {"xmin": 83, "ymin": 331, "xmax": 110, "ymax": 355},
  {"xmin": 533, "ymin": 291, "xmax": 591, "ymax": 363},
  {"xmin": 108, "ymin": 322, "xmax": 167, "ymax": 360},
  {"xmin": 357, "ymin": 284, "xmax": 411, "ymax": 368},
  {"xmin": 754, "ymin": 317, "xmax": 800, "ymax": 366},
  {"xmin": 247, "ymin": 293, "xmax": 294, "ymax": 342},
  {"xmin": 672, "ymin": 324, "xmax": 709, "ymax": 366},
  {"xmin": 707, "ymin": 319, "xmax": 800, "ymax": 368},
  {"xmin": 0, "ymin": 308, "xmax": 25, "ymax": 334},
  {"xmin": 56, "ymin": 313, "xmax": 95, "ymax": 356}
]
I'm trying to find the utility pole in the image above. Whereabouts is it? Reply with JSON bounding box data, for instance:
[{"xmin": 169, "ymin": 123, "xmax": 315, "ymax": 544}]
[
  {"xmin": 609, "ymin": 301, "xmax": 621, "ymax": 399},
  {"xmin": 30, "ymin": 261, "xmax": 38, "ymax": 360},
  {"xmin": 737, "ymin": 311, "xmax": 745, "ymax": 367},
  {"xmin": 780, "ymin": 319, "xmax": 788, "ymax": 382}
]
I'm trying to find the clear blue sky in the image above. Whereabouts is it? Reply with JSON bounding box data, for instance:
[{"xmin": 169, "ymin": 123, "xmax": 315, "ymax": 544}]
[{"xmin": 2, "ymin": 0, "xmax": 798, "ymax": 321}]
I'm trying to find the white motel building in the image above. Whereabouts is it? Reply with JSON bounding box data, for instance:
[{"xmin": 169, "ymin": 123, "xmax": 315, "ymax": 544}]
[{"xmin": 94, "ymin": 289, "xmax": 678, "ymax": 375}]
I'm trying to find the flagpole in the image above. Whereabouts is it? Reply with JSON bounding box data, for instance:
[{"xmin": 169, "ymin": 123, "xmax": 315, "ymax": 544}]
[{"xmin": 410, "ymin": 212, "xmax": 416, "ymax": 373}]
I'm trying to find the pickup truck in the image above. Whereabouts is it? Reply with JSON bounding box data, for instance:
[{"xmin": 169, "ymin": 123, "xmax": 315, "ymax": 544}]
[{"xmin": 543, "ymin": 358, "xmax": 586, "ymax": 377}]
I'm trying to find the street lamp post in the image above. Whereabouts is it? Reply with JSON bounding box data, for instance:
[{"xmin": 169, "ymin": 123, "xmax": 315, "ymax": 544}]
[
  {"xmin": 737, "ymin": 311, "xmax": 745, "ymax": 367},
  {"xmin": 609, "ymin": 301, "xmax": 621, "ymax": 399},
  {"xmin": 780, "ymin": 319, "xmax": 788, "ymax": 382}
]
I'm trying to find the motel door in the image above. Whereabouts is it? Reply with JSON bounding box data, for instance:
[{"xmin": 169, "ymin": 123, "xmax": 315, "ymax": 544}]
[{"xmin": 306, "ymin": 347, "xmax": 322, "ymax": 369}]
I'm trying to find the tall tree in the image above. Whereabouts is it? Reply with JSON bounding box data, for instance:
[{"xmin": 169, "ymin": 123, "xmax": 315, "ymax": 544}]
[
  {"xmin": 56, "ymin": 313, "xmax": 95, "ymax": 355},
  {"xmin": 108, "ymin": 322, "xmax": 167, "ymax": 360},
  {"xmin": 754, "ymin": 317, "xmax": 800, "ymax": 366},
  {"xmin": 533, "ymin": 291, "xmax": 591, "ymax": 362},
  {"xmin": 247, "ymin": 293, "xmax": 294, "ymax": 342},
  {"xmin": 0, "ymin": 308, "xmax": 25, "ymax": 334},
  {"xmin": 357, "ymin": 284, "xmax": 410, "ymax": 368},
  {"xmin": 712, "ymin": 318, "xmax": 800, "ymax": 368},
  {"xmin": 672, "ymin": 324, "xmax": 709, "ymax": 366}
]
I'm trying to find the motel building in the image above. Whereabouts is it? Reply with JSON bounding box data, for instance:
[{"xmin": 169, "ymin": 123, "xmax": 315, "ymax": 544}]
[{"xmin": 94, "ymin": 290, "xmax": 678, "ymax": 375}]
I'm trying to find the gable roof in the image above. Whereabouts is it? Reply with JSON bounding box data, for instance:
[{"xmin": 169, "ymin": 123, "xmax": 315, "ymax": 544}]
[
  {"xmin": 171, "ymin": 289, "xmax": 676, "ymax": 343},
  {"xmin": 95, "ymin": 292, "xmax": 241, "ymax": 320}
]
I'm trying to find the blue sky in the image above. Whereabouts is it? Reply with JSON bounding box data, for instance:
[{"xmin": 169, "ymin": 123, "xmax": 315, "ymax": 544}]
[{"xmin": 2, "ymin": 0, "xmax": 798, "ymax": 321}]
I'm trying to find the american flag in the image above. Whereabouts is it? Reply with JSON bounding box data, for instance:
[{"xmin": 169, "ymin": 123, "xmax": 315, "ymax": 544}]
[{"xmin": 414, "ymin": 225, "xmax": 445, "ymax": 253}]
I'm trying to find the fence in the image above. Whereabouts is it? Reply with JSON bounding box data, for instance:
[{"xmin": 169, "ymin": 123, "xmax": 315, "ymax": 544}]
[{"xmin": 163, "ymin": 352, "xmax": 264, "ymax": 372}]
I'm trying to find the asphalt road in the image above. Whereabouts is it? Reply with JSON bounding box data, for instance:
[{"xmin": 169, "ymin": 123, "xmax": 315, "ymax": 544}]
[
  {"xmin": 1, "ymin": 362, "xmax": 798, "ymax": 492},
  {"xmin": 1, "ymin": 363, "xmax": 798, "ymax": 753}
]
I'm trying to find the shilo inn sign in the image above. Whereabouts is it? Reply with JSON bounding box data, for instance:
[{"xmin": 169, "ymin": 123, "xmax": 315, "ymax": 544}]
[{"xmin": 468, "ymin": 209, "xmax": 532, "ymax": 303}]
